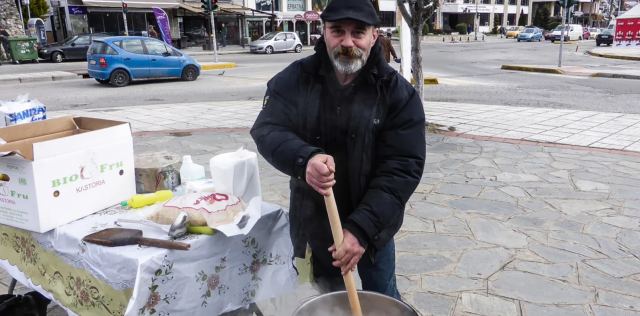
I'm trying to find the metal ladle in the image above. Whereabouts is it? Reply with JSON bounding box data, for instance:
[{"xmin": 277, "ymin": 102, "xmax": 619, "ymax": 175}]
[{"xmin": 115, "ymin": 211, "xmax": 189, "ymax": 239}]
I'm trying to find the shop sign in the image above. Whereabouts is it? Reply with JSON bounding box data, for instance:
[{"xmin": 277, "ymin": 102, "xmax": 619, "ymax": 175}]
[
  {"xmin": 288, "ymin": 0, "xmax": 305, "ymax": 11},
  {"xmin": 294, "ymin": 14, "xmax": 305, "ymax": 21},
  {"xmin": 303, "ymin": 11, "xmax": 320, "ymax": 21},
  {"xmin": 68, "ymin": 6, "xmax": 88, "ymax": 15}
]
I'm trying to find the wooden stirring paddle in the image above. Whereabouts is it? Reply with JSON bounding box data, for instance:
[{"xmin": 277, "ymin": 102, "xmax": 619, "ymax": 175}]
[{"xmin": 324, "ymin": 189, "xmax": 363, "ymax": 316}]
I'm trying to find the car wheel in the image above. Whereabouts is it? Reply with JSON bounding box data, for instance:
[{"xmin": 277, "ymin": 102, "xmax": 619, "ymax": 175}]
[
  {"xmin": 579, "ymin": 36, "xmax": 583, "ymax": 40},
  {"xmin": 551, "ymin": 39, "xmax": 555, "ymax": 43},
  {"xmin": 517, "ymin": 39, "xmax": 521, "ymax": 42},
  {"xmin": 596, "ymin": 42, "xmax": 600, "ymax": 46},
  {"xmin": 181, "ymin": 65, "xmax": 198, "ymax": 81},
  {"xmin": 95, "ymin": 79, "xmax": 109, "ymax": 85},
  {"xmin": 109, "ymin": 69, "xmax": 130, "ymax": 87},
  {"xmin": 51, "ymin": 52, "xmax": 63, "ymax": 63},
  {"xmin": 265, "ymin": 46, "xmax": 273, "ymax": 54},
  {"xmin": 295, "ymin": 44, "xmax": 302, "ymax": 53}
]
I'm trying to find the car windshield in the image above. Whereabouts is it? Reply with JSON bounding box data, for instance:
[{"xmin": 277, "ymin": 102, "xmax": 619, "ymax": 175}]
[
  {"xmin": 602, "ymin": 29, "xmax": 613, "ymax": 35},
  {"xmin": 258, "ymin": 32, "xmax": 278, "ymax": 40},
  {"xmin": 523, "ymin": 29, "xmax": 535, "ymax": 33},
  {"xmin": 554, "ymin": 25, "xmax": 569, "ymax": 31},
  {"xmin": 64, "ymin": 35, "xmax": 79, "ymax": 44}
]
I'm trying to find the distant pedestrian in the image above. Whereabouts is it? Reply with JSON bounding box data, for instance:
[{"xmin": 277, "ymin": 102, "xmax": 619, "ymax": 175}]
[
  {"xmin": 467, "ymin": 24, "xmax": 472, "ymax": 35},
  {"xmin": 220, "ymin": 24, "xmax": 227, "ymax": 47},
  {"xmin": 0, "ymin": 27, "xmax": 13, "ymax": 64},
  {"xmin": 376, "ymin": 29, "xmax": 398, "ymax": 63},
  {"xmin": 148, "ymin": 25, "xmax": 159, "ymax": 39}
]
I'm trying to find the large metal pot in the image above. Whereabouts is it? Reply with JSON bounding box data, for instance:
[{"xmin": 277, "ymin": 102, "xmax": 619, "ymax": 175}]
[{"xmin": 292, "ymin": 291, "xmax": 419, "ymax": 316}]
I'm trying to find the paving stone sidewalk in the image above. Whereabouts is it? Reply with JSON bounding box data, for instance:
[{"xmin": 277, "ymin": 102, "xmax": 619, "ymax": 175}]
[
  {"xmin": 52, "ymin": 100, "xmax": 640, "ymax": 152},
  {"xmin": 3, "ymin": 127, "xmax": 639, "ymax": 316}
]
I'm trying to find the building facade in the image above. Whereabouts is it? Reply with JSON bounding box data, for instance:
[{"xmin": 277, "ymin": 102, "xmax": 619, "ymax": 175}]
[
  {"xmin": 434, "ymin": 0, "xmax": 606, "ymax": 32},
  {"xmin": 41, "ymin": 0, "xmax": 397, "ymax": 47}
]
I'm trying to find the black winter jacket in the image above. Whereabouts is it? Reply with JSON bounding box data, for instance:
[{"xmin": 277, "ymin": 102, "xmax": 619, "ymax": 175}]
[{"xmin": 250, "ymin": 39, "xmax": 426, "ymax": 258}]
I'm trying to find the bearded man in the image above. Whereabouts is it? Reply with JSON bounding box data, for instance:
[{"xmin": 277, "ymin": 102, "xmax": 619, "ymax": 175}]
[{"xmin": 250, "ymin": 0, "xmax": 425, "ymax": 299}]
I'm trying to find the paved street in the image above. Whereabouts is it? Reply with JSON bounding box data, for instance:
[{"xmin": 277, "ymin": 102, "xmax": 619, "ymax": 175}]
[
  {"xmin": 1, "ymin": 37, "xmax": 640, "ymax": 315},
  {"xmin": 1, "ymin": 36, "xmax": 640, "ymax": 112}
]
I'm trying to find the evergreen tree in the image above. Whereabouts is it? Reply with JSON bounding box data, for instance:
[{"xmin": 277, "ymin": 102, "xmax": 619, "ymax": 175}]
[
  {"xmin": 533, "ymin": 6, "xmax": 551, "ymax": 29},
  {"xmin": 518, "ymin": 10, "xmax": 527, "ymax": 26},
  {"xmin": 21, "ymin": 0, "xmax": 50, "ymax": 22}
]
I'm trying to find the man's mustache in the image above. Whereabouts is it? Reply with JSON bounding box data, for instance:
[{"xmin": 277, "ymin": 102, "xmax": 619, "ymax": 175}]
[{"xmin": 334, "ymin": 46, "xmax": 363, "ymax": 59}]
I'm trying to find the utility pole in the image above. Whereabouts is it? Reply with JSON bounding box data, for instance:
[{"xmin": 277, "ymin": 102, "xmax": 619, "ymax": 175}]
[
  {"xmin": 558, "ymin": 0, "xmax": 568, "ymax": 67},
  {"xmin": 121, "ymin": 0, "xmax": 129, "ymax": 35},
  {"xmin": 475, "ymin": 0, "xmax": 479, "ymax": 40},
  {"xmin": 210, "ymin": 10, "xmax": 218, "ymax": 62},
  {"xmin": 271, "ymin": 0, "xmax": 275, "ymax": 32},
  {"xmin": 23, "ymin": 0, "xmax": 31, "ymax": 19}
]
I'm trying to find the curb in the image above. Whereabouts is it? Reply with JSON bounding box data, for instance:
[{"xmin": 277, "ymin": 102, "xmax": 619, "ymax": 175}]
[
  {"xmin": 586, "ymin": 50, "xmax": 640, "ymax": 61},
  {"xmin": 592, "ymin": 72, "xmax": 640, "ymax": 80},
  {"xmin": 410, "ymin": 77, "xmax": 439, "ymax": 85},
  {"xmin": 501, "ymin": 64, "xmax": 563, "ymax": 74},
  {"xmin": 201, "ymin": 62, "xmax": 237, "ymax": 70}
]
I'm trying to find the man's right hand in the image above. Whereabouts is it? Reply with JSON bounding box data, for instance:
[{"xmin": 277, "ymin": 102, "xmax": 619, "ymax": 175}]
[{"xmin": 305, "ymin": 154, "xmax": 336, "ymax": 196}]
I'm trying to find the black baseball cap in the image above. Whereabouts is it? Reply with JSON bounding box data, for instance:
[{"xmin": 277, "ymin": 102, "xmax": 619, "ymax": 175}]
[{"xmin": 320, "ymin": 0, "xmax": 381, "ymax": 26}]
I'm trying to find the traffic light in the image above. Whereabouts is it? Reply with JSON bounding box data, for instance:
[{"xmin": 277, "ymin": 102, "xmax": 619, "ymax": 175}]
[
  {"xmin": 212, "ymin": 0, "xmax": 218, "ymax": 11},
  {"xmin": 201, "ymin": 0, "xmax": 211, "ymax": 13},
  {"xmin": 121, "ymin": 1, "xmax": 128, "ymax": 14}
]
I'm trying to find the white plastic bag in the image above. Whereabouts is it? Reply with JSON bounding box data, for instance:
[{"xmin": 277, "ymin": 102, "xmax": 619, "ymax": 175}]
[{"xmin": 0, "ymin": 94, "xmax": 47, "ymax": 126}]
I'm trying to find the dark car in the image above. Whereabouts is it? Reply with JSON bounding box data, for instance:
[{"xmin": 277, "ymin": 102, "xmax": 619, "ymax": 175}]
[
  {"xmin": 38, "ymin": 33, "xmax": 109, "ymax": 63},
  {"xmin": 543, "ymin": 30, "xmax": 554, "ymax": 41},
  {"xmin": 596, "ymin": 29, "xmax": 614, "ymax": 46}
]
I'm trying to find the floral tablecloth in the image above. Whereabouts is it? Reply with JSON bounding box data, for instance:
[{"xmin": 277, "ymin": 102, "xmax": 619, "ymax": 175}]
[{"xmin": 0, "ymin": 202, "xmax": 297, "ymax": 315}]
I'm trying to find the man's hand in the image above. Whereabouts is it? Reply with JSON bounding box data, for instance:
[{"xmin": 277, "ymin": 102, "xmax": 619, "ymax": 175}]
[
  {"xmin": 305, "ymin": 154, "xmax": 335, "ymax": 196},
  {"xmin": 328, "ymin": 230, "xmax": 365, "ymax": 275}
]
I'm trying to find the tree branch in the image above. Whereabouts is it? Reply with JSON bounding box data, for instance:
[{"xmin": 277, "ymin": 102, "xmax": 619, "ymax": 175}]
[{"xmin": 397, "ymin": 0, "xmax": 413, "ymax": 24}]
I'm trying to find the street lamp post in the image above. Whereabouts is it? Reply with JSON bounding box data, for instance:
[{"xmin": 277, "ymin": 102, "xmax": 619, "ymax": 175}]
[
  {"xmin": 271, "ymin": 0, "xmax": 275, "ymax": 32},
  {"xmin": 475, "ymin": 0, "xmax": 479, "ymax": 40}
]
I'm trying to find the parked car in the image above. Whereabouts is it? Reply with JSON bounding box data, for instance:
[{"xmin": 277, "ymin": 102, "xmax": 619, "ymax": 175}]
[
  {"xmin": 39, "ymin": 33, "xmax": 110, "ymax": 63},
  {"xmin": 596, "ymin": 29, "xmax": 614, "ymax": 46},
  {"xmin": 589, "ymin": 27, "xmax": 602, "ymax": 38},
  {"xmin": 517, "ymin": 27, "xmax": 543, "ymax": 42},
  {"xmin": 543, "ymin": 30, "xmax": 554, "ymax": 41},
  {"xmin": 551, "ymin": 24, "xmax": 584, "ymax": 42},
  {"xmin": 582, "ymin": 28, "xmax": 591, "ymax": 40},
  {"xmin": 505, "ymin": 26, "xmax": 525, "ymax": 38},
  {"xmin": 250, "ymin": 31, "xmax": 303, "ymax": 54},
  {"xmin": 87, "ymin": 36, "xmax": 201, "ymax": 87}
]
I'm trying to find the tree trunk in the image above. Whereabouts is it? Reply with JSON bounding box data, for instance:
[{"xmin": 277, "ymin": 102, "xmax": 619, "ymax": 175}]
[{"xmin": 411, "ymin": 25, "xmax": 424, "ymax": 100}]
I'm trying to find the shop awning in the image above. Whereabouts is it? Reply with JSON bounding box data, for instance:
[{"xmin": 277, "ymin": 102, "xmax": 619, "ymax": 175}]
[
  {"xmin": 216, "ymin": 2, "xmax": 274, "ymax": 17},
  {"xmin": 81, "ymin": 0, "xmax": 181, "ymax": 8}
]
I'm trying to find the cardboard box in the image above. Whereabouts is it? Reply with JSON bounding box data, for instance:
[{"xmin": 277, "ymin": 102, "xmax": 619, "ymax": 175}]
[{"xmin": 0, "ymin": 116, "xmax": 136, "ymax": 233}]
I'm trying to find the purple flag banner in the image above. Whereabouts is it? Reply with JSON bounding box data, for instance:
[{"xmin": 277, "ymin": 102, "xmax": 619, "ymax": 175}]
[{"xmin": 152, "ymin": 7, "xmax": 173, "ymax": 46}]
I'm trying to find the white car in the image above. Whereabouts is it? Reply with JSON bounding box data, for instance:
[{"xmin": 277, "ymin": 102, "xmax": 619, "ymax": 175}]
[
  {"xmin": 589, "ymin": 27, "xmax": 601, "ymax": 38},
  {"xmin": 551, "ymin": 24, "xmax": 584, "ymax": 42},
  {"xmin": 250, "ymin": 32, "xmax": 303, "ymax": 54}
]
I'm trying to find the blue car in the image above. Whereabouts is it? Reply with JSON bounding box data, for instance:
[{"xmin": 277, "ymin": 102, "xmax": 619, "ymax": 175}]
[
  {"xmin": 517, "ymin": 28, "xmax": 543, "ymax": 42},
  {"xmin": 87, "ymin": 36, "xmax": 201, "ymax": 87}
]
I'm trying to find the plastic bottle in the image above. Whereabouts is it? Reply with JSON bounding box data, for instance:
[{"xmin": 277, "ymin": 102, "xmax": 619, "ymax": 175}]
[
  {"xmin": 121, "ymin": 190, "xmax": 174, "ymax": 209},
  {"xmin": 180, "ymin": 155, "xmax": 206, "ymax": 183}
]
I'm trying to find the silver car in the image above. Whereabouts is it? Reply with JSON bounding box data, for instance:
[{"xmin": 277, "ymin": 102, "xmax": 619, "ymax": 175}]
[{"xmin": 250, "ymin": 32, "xmax": 303, "ymax": 54}]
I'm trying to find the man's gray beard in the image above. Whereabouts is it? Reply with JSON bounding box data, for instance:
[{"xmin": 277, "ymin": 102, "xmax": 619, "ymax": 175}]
[{"xmin": 328, "ymin": 47, "xmax": 368, "ymax": 75}]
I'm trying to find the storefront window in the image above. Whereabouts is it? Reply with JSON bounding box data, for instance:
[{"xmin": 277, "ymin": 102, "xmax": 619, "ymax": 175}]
[{"xmin": 256, "ymin": 0, "xmax": 279, "ymax": 11}]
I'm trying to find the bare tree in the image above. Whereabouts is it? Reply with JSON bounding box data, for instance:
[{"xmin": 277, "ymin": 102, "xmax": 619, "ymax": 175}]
[{"xmin": 396, "ymin": 0, "xmax": 437, "ymax": 99}]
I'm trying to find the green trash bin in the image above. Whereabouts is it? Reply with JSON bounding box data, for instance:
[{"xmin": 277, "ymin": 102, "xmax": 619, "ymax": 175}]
[{"xmin": 8, "ymin": 36, "xmax": 39, "ymax": 64}]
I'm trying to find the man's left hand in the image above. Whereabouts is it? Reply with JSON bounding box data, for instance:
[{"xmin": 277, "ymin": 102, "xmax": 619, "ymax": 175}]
[{"xmin": 328, "ymin": 229, "xmax": 365, "ymax": 275}]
